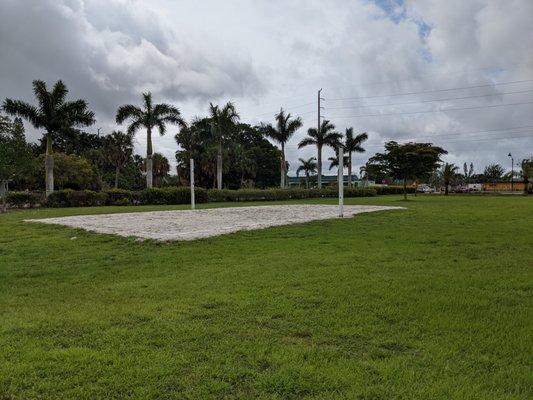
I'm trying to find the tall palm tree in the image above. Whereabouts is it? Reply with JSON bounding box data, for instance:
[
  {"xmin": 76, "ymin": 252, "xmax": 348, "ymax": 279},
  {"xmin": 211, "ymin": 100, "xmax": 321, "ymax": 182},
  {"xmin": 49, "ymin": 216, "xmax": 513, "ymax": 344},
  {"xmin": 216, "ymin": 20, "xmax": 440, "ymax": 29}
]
[
  {"xmin": 442, "ymin": 162, "xmax": 459, "ymax": 195},
  {"xmin": 3, "ymin": 80, "xmax": 95, "ymax": 196},
  {"xmin": 262, "ymin": 108, "xmax": 302, "ymax": 188},
  {"xmin": 296, "ymin": 157, "xmax": 317, "ymax": 189},
  {"xmin": 102, "ymin": 131, "xmax": 133, "ymax": 188},
  {"xmin": 344, "ymin": 128, "xmax": 368, "ymax": 187},
  {"xmin": 208, "ymin": 102, "xmax": 240, "ymax": 189},
  {"xmin": 298, "ymin": 120, "xmax": 341, "ymax": 188},
  {"xmin": 116, "ymin": 92, "xmax": 184, "ymax": 188}
]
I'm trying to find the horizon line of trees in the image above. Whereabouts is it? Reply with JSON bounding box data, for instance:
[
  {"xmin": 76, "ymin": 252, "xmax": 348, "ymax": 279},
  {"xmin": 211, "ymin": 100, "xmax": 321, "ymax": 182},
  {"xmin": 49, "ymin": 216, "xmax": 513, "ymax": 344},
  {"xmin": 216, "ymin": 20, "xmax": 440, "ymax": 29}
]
[{"xmin": 1, "ymin": 79, "xmax": 532, "ymax": 201}]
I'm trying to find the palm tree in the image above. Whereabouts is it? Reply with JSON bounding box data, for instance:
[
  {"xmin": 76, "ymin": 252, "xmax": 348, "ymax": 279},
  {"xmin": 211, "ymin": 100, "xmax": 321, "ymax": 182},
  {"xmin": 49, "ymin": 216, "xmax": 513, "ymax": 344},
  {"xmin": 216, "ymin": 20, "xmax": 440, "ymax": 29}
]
[
  {"xmin": 116, "ymin": 92, "xmax": 184, "ymax": 188},
  {"xmin": 102, "ymin": 131, "xmax": 133, "ymax": 188},
  {"xmin": 344, "ymin": 128, "xmax": 368, "ymax": 187},
  {"xmin": 208, "ymin": 102, "xmax": 240, "ymax": 189},
  {"xmin": 328, "ymin": 154, "xmax": 350, "ymax": 171},
  {"xmin": 3, "ymin": 80, "xmax": 95, "ymax": 196},
  {"xmin": 298, "ymin": 120, "xmax": 341, "ymax": 188},
  {"xmin": 296, "ymin": 157, "xmax": 317, "ymax": 189},
  {"xmin": 262, "ymin": 108, "xmax": 302, "ymax": 188},
  {"xmin": 442, "ymin": 162, "xmax": 459, "ymax": 195},
  {"xmin": 152, "ymin": 153, "xmax": 170, "ymax": 187}
]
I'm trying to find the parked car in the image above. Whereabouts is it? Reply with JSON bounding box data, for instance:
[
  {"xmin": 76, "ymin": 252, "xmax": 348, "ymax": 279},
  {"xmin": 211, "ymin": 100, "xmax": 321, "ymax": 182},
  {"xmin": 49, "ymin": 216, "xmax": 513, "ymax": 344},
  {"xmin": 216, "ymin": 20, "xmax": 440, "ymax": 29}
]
[{"xmin": 416, "ymin": 184, "xmax": 436, "ymax": 193}]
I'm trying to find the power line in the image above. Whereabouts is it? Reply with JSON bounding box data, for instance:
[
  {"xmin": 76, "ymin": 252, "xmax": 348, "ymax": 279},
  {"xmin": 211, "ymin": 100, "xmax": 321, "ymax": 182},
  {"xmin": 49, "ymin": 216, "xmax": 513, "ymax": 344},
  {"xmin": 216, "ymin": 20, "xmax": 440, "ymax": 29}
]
[
  {"xmin": 325, "ymin": 100, "xmax": 533, "ymax": 119},
  {"xmin": 324, "ymin": 89, "xmax": 533, "ymax": 110},
  {"xmin": 325, "ymin": 79, "xmax": 533, "ymax": 101}
]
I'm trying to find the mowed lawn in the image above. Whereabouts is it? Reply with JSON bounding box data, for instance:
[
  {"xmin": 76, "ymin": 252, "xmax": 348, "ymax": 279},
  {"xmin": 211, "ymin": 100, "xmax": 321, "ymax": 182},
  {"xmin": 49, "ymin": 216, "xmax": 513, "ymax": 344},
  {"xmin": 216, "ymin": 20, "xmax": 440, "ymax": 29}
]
[{"xmin": 0, "ymin": 196, "xmax": 531, "ymax": 399}]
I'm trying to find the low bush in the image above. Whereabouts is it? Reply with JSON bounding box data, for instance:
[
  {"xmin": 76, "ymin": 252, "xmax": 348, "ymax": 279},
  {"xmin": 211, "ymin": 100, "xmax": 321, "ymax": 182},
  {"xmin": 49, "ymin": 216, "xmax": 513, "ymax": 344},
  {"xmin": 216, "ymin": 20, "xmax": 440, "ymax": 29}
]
[
  {"xmin": 5, "ymin": 191, "xmax": 42, "ymax": 208},
  {"xmin": 207, "ymin": 187, "xmax": 377, "ymax": 202},
  {"xmin": 46, "ymin": 189, "xmax": 107, "ymax": 207},
  {"xmin": 104, "ymin": 188, "xmax": 134, "ymax": 206},
  {"xmin": 139, "ymin": 187, "xmax": 207, "ymax": 205}
]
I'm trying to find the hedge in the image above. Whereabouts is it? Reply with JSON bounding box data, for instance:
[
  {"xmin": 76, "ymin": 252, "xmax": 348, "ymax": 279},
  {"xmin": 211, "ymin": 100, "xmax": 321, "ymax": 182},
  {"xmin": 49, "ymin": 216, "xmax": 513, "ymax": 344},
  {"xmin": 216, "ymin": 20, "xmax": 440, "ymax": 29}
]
[
  {"xmin": 2, "ymin": 186, "xmax": 410, "ymax": 209},
  {"xmin": 5, "ymin": 191, "xmax": 42, "ymax": 208},
  {"xmin": 138, "ymin": 187, "xmax": 208, "ymax": 205},
  {"xmin": 207, "ymin": 187, "xmax": 377, "ymax": 202},
  {"xmin": 46, "ymin": 189, "xmax": 107, "ymax": 207}
]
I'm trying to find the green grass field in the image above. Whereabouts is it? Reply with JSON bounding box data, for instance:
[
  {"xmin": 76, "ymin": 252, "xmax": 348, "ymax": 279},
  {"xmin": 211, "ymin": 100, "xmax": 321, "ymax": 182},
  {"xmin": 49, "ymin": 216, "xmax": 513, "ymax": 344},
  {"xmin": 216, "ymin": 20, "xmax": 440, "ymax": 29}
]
[{"xmin": 0, "ymin": 195, "xmax": 531, "ymax": 399}]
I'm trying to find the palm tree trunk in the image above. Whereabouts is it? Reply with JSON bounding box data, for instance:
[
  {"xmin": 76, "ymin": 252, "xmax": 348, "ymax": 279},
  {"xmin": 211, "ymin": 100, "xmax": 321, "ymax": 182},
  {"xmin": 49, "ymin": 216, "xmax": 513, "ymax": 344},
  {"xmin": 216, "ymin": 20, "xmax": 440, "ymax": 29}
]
[
  {"xmin": 280, "ymin": 143, "xmax": 285, "ymax": 188},
  {"xmin": 146, "ymin": 127, "xmax": 153, "ymax": 189},
  {"xmin": 217, "ymin": 140, "xmax": 223, "ymax": 190},
  {"xmin": 305, "ymin": 172, "xmax": 309, "ymax": 189},
  {"xmin": 0, "ymin": 180, "xmax": 7, "ymax": 213},
  {"xmin": 403, "ymin": 177, "xmax": 407, "ymax": 200},
  {"xmin": 348, "ymin": 152, "xmax": 352, "ymax": 187},
  {"xmin": 45, "ymin": 133, "xmax": 54, "ymax": 197},
  {"xmin": 445, "ymin": 181, "xmax": 449, "ymax": 195},
  {"xmin": 317, "ymin": 145, "xmax": 322, "ymax": 189},
  {"xmin": 114, "ymin": 166, "xmax": 120, "ymax": 189}
]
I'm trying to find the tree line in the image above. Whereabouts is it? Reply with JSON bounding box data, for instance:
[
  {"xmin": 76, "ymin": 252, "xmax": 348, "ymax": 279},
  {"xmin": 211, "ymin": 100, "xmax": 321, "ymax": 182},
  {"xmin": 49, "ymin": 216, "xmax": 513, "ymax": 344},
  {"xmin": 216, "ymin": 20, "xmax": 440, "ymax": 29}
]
[{"xmin": 1, "ymin": 79, "xmax": 532, "ymax": 201}]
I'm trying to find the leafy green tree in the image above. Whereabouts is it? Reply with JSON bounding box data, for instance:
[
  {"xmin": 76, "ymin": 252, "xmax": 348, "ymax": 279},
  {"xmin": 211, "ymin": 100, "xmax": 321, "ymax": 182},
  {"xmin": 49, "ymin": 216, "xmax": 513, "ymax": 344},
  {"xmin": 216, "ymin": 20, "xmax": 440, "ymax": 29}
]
[
  {"xmin": 102, "ymin": 131, "xmax": 134, "ymax": 188},
  {"xmin": 116, "ymin": 92, "xmax": 185, "ymax": 189},
  {"xmin": 483, "ymin": 164, "xmax": 505, "ymax": 188},
  {"xmin": 25, "ymin": 153, "xmax": 99, "ymax": 190},
  {"xmin": 208, "ymin": 102, "xmax": 240, "ymax": 189},
  {"xmin": 0, "ymin": 116, "xmax": 33, "ymax": 211},
  {"xmin": 369, "ymin": 141, "xmax": 447, "ymax": 200},
  {"xmin": 344, "ymin": 128, "xmax": 367, "ymax": 187},
  {"xmin": 261, "ymin": 108, "xmax": 302, "ymax": 188},
  {"xmin": 3, "ymin": 80, "xmax": 95, "ymax": 196},
  {"xmin": 296, "ymin": 157, "xmax": 317, "ymax": 189},
  {"xmin": 298, "ymin": 120, "xmax": 342, "ymax": 188},
  {"xmin": 442, "ymin": 162, "xmax": 459, "ymax": 195},
  {"xmin": 520, "ymin": 158, "xmax": 533, "ymax": 195}
]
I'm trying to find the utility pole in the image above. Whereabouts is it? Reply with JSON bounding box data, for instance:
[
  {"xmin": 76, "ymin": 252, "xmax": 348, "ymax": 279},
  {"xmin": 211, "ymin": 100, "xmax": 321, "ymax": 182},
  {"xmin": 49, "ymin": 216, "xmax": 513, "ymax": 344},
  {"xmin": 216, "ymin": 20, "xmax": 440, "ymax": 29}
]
[
  {"xmin": 338, "ymin": 145, "xmax": 344, "ymax": 217},
  {"xmin": 190, "ymin": 158, "xmax": 195, "ymax": 210},
  {"xmin": 317, "ymin": 89, "xmax": 324, "ymax": 188},
  {"xmin": 508, "ymin": 153, "xmax": 514, "ymax": 192}
]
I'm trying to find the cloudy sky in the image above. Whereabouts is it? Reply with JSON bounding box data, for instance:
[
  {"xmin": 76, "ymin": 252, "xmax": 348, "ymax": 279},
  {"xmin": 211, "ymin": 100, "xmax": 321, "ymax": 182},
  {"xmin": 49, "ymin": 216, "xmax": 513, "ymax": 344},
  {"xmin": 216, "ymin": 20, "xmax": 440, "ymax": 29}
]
[{"xmin": 1, "ymin": 0, "xmax": 532, "ymax": 176}]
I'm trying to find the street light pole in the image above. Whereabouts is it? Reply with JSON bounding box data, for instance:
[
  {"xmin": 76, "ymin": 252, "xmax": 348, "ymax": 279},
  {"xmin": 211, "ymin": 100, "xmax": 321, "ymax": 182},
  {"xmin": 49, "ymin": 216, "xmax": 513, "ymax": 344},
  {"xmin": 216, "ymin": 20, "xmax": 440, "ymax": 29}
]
[{"xmin": 508, "ymin": 153, "xmax": 514, "ymax": 192}]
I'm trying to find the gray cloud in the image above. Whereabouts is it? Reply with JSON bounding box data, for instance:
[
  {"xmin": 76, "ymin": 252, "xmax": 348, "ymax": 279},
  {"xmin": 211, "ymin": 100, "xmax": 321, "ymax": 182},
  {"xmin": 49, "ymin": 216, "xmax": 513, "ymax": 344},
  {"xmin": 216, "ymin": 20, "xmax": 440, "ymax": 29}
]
[{"xmin": 1, "ymin": 0, "xmax": 532, "ymax": 174}]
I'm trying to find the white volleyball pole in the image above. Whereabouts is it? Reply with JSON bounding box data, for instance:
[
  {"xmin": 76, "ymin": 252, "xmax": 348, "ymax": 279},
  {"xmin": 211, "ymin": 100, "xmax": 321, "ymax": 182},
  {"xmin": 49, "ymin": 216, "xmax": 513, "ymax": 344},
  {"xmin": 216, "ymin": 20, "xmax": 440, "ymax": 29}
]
[
  {"xmin": 338, "ymin": 146, "xmax": 344, "ymax": 217},
  {"xmin": 190, "ymin": 158, "xmax": 195, "ymax": 210}
]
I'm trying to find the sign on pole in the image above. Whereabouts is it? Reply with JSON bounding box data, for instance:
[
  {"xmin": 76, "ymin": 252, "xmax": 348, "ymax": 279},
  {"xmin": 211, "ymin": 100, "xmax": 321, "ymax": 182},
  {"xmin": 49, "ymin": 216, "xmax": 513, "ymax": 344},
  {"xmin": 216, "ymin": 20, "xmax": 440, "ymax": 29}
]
[
  {"xmin": 338, "ymin": 146, "xmax": 344, "ymax": 217},
  {"xmin": 190, "ymin": 158, "xmax": 195, "ymax": 210}
]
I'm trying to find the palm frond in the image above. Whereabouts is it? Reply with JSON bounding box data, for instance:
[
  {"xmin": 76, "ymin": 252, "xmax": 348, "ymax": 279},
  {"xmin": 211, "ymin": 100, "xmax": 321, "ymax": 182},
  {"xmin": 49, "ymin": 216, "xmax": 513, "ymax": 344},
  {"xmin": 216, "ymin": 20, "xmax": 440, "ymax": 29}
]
[
  {"xmin": 116, "ymin": 104, "xmax": 143, "ymax": 124},
  {"xmin": 298, "ymin": 137, "xmax": 316, "ymax": 149},
  {"xmin": 142, "ymin": 92, "xmax": 152, "ymax": 112},
  {"xmin": 32, "ymin": 80, "xmax": 51, "ymax": 112},
  {"xmin": 2, "ymin": 99, "xmax": 42, "ymax": 128},
  {"xmin": 51, "ymin": 80, "xmax": 68, "ymax": 105}
]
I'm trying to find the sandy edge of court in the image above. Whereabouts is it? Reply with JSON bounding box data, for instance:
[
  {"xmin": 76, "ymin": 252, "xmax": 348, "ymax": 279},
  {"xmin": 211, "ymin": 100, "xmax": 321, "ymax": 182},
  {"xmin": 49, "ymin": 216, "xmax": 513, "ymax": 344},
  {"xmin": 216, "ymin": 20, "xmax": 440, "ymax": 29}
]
[{"xmin": 26, "ymin": 204, "xmax": 404, "ymax": 241}]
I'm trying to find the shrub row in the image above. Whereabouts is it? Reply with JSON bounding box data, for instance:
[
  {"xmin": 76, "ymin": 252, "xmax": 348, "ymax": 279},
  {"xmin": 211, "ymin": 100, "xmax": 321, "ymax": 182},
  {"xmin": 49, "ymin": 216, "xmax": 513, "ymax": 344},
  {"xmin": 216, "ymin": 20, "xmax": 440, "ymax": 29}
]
[
  {"xmin": 373, "ymin": 185, "xmax": 416, "ymax": 195},
  {"xmin": 4, "ymin": 186, "xmax": 385, "ymax": 208},
  {"xmin": 4, "ymin": 191, "xmax": 43, "ymax": 208},
  {"xmin": 207, "ymin": 187, "xmax": 377, "ymax": 202},
  {"xmin": 44, "ymin": 187, "xmax": 208, "ymax": 207}
]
